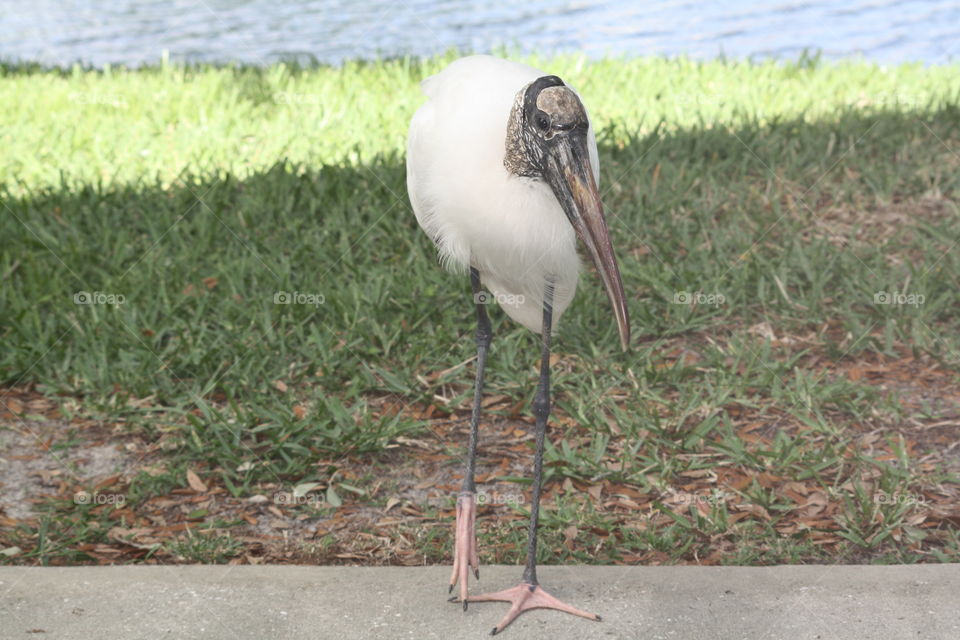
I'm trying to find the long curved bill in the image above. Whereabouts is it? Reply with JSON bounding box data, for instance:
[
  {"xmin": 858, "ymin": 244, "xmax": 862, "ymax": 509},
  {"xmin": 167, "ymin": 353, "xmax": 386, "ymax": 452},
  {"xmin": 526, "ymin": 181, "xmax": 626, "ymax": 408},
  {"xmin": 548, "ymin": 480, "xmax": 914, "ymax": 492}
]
[{"xmin": 546, "ymin": 135, "xmax": 630, "ymax": 350}]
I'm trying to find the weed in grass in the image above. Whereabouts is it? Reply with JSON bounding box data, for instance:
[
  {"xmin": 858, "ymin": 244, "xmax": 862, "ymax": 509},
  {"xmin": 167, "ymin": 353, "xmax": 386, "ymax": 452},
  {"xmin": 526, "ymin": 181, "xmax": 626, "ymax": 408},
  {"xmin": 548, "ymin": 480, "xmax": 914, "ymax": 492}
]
[{"xmin": 165, "ymin": 528, "xmax": 243, "ymax": 564}]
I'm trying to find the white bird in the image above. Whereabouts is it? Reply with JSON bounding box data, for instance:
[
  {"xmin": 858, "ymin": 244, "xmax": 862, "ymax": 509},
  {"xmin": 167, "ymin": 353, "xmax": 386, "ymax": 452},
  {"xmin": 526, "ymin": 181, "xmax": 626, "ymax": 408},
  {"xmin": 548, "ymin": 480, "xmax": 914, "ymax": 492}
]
[{"xmin": 407, "ymin": 55, "xmax": 629, "ymax": 635}]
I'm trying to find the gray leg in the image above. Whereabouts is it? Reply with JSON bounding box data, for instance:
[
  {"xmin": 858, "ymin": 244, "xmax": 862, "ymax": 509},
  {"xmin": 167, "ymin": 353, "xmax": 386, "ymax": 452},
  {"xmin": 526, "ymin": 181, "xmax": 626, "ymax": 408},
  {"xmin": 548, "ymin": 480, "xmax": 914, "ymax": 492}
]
[
  {"xmin": 463, "ymin": 267, "xmax": 492, "ymax": 494},
  {"xmin": 462, "ymin": 282, "xmax": 600, "ymax": 634},
  {"xmin": 521, "ymin": 282, "xmax": 554, "ymax": 587},
  {"xmin": 449, "ymin": 267, "xmax": 492, "ymax": 605}
]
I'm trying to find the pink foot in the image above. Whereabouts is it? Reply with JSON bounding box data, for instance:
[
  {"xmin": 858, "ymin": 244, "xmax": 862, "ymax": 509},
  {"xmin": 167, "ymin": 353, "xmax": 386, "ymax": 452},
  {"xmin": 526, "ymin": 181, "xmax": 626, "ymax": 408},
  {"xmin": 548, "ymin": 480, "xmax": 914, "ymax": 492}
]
[
  {"xmin": 466, "ymin": 582, "xmax": 601, "ymax": 635},
  {"xmin": 448, "ymin": 492, "xmax": 480, "ymax": 607}
]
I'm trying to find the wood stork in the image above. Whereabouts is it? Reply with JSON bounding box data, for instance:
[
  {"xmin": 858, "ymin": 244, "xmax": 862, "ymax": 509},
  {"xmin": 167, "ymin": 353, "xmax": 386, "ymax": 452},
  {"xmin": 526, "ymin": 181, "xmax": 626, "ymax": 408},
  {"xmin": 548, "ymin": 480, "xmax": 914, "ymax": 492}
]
[{"xmin": 407, "ymin": 54, "xmax": 630, "ymax": 635}]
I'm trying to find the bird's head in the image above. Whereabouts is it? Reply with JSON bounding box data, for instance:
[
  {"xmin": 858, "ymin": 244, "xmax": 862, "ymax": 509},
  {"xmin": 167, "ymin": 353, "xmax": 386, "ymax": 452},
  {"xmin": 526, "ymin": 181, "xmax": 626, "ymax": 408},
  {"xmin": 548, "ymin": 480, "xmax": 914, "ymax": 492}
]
[{"xmin": 505, "ymin": 76, "xmax": 630, "ymax": 350}]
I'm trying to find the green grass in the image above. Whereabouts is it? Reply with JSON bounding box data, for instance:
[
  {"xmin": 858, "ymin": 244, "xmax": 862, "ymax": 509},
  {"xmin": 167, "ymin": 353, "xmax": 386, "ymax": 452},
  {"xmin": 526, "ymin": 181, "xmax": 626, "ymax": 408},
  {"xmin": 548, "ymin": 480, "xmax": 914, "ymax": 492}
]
[{"xmin": 2, "ymin": 52, "xmax": 960, "ymax": 566}]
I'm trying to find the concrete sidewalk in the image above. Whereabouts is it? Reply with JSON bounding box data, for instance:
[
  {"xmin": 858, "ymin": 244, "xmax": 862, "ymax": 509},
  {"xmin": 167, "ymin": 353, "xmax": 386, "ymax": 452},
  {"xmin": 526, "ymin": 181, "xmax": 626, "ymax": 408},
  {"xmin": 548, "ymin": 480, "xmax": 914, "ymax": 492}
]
[{"xmin": 1, "ymin": 564, "xmax": 957, "ymax": 639}]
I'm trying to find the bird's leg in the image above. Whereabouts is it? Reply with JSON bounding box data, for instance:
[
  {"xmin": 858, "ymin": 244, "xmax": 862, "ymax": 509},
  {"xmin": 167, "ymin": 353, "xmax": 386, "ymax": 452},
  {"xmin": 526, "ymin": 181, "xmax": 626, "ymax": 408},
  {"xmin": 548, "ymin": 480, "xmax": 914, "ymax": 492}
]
[
  {"xmin": 449, "ymin": 267, "xmax": 491, "ymax": 607},
  {"xmin": 467, "ymin": 283, "xmax": 600, "ymax": 635}
]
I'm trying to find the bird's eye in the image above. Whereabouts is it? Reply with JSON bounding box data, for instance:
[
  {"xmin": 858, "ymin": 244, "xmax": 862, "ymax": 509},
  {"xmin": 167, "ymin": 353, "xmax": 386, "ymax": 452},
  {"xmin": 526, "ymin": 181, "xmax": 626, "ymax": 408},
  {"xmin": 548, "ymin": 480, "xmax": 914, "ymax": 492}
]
[{"xmin": 535, "ymin": 113, "xmax": 549, "ymax": 131}]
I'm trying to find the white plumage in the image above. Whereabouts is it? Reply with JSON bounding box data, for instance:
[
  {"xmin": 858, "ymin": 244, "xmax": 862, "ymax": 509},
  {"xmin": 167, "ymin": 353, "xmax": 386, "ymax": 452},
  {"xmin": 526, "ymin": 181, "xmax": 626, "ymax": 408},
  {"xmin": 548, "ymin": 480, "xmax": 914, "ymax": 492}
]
[{"xmin": 406, "ymin": 55, "xmax": 600, "ymax": 335}]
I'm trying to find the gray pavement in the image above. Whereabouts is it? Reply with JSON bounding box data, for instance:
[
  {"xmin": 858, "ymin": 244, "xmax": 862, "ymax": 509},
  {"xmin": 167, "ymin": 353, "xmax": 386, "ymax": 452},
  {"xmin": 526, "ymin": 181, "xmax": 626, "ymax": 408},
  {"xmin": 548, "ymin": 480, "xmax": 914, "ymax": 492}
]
[{"xmin": 1, "ymin": 564, "xmax": 957, "ymax": 639}]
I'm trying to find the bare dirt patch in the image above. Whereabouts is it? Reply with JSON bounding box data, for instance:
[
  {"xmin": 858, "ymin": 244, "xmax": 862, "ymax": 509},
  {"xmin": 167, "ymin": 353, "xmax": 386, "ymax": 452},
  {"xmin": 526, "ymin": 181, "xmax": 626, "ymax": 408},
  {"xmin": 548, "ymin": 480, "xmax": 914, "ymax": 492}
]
[
  {"xmin": 0, "ymin": 419, "xmax": 133, "ymax": 520},
  {"xmin": 803, "ymin": 192, "xmax": 956, "ymax": 254}
]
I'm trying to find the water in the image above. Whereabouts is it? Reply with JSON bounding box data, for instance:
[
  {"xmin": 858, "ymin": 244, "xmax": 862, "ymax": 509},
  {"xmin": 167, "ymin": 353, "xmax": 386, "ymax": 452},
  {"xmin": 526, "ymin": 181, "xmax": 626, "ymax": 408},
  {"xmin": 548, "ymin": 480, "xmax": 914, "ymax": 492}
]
[{"xmin": 1, "ymin": 0, "xmax": 958, "ymax": 68}]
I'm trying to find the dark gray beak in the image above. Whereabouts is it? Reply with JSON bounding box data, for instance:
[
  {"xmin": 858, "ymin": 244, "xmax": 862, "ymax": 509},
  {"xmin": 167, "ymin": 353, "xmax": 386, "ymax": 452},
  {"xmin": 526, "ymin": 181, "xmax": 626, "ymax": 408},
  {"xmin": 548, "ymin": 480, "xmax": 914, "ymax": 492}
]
[{"xmin": 546, "ymin": 134, "xmax": 630, "ymax": 350}]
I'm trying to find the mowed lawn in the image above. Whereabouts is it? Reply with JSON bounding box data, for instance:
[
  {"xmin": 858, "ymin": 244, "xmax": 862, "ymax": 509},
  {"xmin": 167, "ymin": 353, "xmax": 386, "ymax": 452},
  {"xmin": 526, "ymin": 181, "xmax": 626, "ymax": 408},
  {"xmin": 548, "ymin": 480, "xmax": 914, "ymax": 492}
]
[{"xmin": 1, "ymin": 54, "xmax": 959, "ymax": 566}]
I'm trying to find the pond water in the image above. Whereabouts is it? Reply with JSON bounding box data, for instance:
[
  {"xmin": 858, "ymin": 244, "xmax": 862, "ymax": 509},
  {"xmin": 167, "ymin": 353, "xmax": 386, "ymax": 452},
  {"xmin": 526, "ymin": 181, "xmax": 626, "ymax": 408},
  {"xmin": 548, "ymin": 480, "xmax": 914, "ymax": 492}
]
[{"xmin": 1, "ymin": 0, "xmax": 957, "ymax": 68}]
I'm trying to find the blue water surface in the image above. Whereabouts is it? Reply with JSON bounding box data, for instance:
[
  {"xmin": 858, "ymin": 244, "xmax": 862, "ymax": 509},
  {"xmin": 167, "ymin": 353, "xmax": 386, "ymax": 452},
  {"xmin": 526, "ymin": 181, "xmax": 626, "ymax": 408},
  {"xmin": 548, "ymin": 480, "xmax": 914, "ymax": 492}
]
[{"xmin": 1, "ymin": 0, "xmax": 957, "ymax": 67}]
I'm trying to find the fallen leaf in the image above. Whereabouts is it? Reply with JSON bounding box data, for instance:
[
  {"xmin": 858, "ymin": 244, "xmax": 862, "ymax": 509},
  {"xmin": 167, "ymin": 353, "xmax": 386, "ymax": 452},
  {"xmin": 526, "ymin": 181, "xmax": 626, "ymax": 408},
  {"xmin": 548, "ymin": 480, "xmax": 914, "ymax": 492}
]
[
  {"xmin": 563, "ymin": 525, "xmax": 578, "ymax": 549},
  {"xmin": 326, "ymin": 485, "xmax": 342, "ymax": 507},
  {"xmin": 293, "ymin": 482, "xmax": 323, "ymax": 499},
  {"xmin": 186, "ymin": 469, "xmax": 208, "ymax": 493}
]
